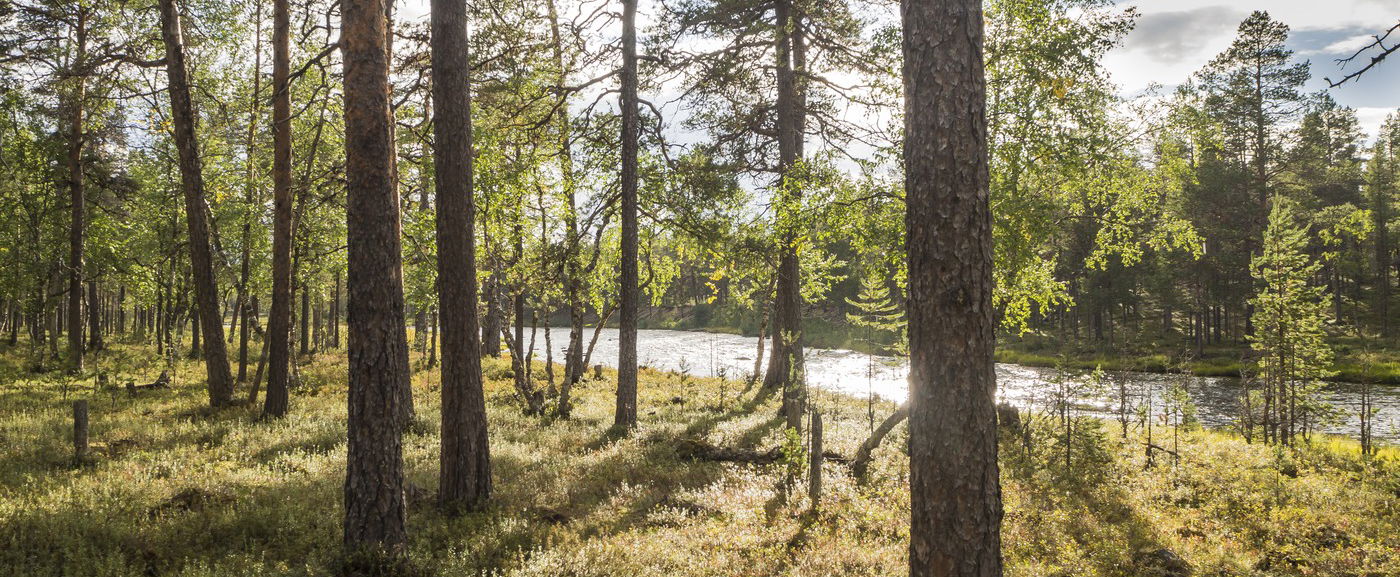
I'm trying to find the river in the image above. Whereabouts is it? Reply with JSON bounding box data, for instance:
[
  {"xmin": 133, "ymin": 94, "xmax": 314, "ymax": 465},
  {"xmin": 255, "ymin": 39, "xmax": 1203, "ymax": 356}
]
[{"xmin": 526, "ymin": 327, "xmax": 1398, "ymax": 442}]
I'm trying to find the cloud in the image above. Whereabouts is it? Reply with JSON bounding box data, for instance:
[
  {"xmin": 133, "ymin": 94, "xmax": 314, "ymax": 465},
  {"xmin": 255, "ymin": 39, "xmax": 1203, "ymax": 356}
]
[
  {"xmin": 1121, "ymin": 6, "xmax": 1246, "ymax": 63},
  {"xmin": 1318, "ymin": 33, "xmax": 1380, "ymax": 56},
  {"xmin": 1355, "ymin": 107, "xmax": 1397, "ymax": 142}
]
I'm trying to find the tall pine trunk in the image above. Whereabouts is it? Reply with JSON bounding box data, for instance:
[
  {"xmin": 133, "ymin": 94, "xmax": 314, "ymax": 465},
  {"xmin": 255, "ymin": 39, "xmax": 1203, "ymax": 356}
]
[
  {"xmin": 432, "ymin": 0, "xmax": 491, "ymax": 510},
  {"xmin": 342, "ymin": 0, "xmax": 409, "ymax": 558},
  {"xmin": 66, "ymin": 9, "xmax": 88, "ymax": 374},
  {"xmin": 159, "ymin": 0, "xmax": 234, "ymax": 407},
  {"xmin": 86, "ymin": 280, "xmax": 102, "ymax": 350},
  {"xmin": 903, "ymin": 0, "xmax": 1003, "ymax": 573},
  {"xmin": 763, "ymin": 0, "xmax": 805, "ymax": 433},
  {"xmin": 615, "ymin": 0, "xmax": 640, "ymax": 430},
  {"xmin": 264, "ymin": 0, "xmax": 294, "ymax": 417}
]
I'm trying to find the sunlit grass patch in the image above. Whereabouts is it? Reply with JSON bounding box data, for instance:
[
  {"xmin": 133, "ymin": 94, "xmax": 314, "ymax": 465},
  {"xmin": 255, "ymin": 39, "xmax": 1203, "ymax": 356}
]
[{"xmin": 0, "ymin": 339, "xmax": 1395, "ymax": 576}]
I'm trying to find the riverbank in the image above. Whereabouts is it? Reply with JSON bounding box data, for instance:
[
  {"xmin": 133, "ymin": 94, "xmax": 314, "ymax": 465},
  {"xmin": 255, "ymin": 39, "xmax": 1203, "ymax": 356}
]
[
  {"xmin": 996, "ymin": 334, "xmax": 1400, "ymax": 386},
  {"xmin": 0, "ymin": 340, "xmax": 1397, "ymax": 576},
  {"xmin": 635, "ymin": 304, "xmax": 1400, "ymax": 385}
]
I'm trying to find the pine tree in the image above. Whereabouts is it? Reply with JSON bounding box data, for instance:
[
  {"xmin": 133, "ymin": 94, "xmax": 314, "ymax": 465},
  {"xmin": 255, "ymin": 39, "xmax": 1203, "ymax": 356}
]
[
  {"xmin": 1249, "ymin": 199, "xmax": 1335, "ymax": 445},
  {"xmin": 845, "ymin": 273, "xmax": 905, "ymax": 432}
]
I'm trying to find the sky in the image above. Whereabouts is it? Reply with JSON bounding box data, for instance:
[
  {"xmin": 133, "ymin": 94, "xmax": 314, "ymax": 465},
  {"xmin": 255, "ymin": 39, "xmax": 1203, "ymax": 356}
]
[
  {"xmin": 398, "ymin": 0, "xmax": 1400, "ymax": 138},
  {"xmin": 1105, "ymin": 0, "xmax": 1400, "ymax": 138}
]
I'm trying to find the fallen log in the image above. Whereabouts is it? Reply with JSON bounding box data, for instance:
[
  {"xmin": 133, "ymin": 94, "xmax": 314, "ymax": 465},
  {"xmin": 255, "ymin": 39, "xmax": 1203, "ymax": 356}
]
[
  {"xmin": 126, "ymin": 370, "xmax": 172, "ymax": 396},
  {"xmin": 675, "ymin": 438, "xmax": 850, "ymax": 465}
]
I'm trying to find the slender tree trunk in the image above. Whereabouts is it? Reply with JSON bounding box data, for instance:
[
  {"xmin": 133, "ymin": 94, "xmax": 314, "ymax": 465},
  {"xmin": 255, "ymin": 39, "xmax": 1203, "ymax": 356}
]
[
  {"xmin": 482, "ymin": 273, "xmax": 502, "ymax": 357},
  {"xmin": 66, "ymin": 9, "xmax": 88, "ymax": 374},
  {"xmin": 300, "ymin": 285, "xmax": 311, "ymax": 355},
  {"xmin": 341, "ymin": 0, "xmax": 409, "ymax": 559},
  {"xmin": 86, "ymin": 280, "xmax": 102, "ymax": 350},
  {"xmin": 903, "ymin": 0, "xmax": 1003, "ymax": 572},
  {"xmin": 851, "ymin": 402, "xmax": 908, "ymax": 480},
  {"xmin": 615, "ymin": 0, "xmax": 640, "ymax": 430},
  {"xmin": 159, "ymin": 0, "xmax": 234, "ymax": 407},
  {"xmin": 116, "ymin": 285, "xmax": 126, "ymax": 335},
  {"xmin": 763, "ymin": 0, "xmax": 805, "ymax": 433},
  {"xmin": 332, "ymin": 270, "xmax": 341, "ymax": 348},
  {"xmin": 238, "ymin": 0, "xmax": 265, "ymax": 383},
  {"xmin": 264, "ymin": 0, "xmax": 294, "ymax": 418},
  {"xmin": 432, "ymin": 0, "xmax": 491, "ymax": 509},
  {"xmin": 546, "ymin": 0, "xmax": 587, "ymax": 395},
  {"xmin": 1377, "ymin": 179, "xmax": 1391, "ymax": 338}
]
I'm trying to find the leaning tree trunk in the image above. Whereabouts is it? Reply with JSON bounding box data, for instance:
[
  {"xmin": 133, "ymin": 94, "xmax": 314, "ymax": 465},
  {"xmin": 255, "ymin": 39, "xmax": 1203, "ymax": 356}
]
[
  {"xmin": 614, "ymin": 0, "xmax": 640, "ymax": 431},
  {"xmin": 159, "ymin": 0, "xmax": 234, "ymax": 407},
  {"xmin": 341, "ymin": 0, "xmax": 410, "ymax": 559},
  {"xmin": 850, "ymin": 402, "xmax": 908, "ymax": 480},
  {"xmin": 903, "ymin": 0, "xmax": 1003, "ymax": 573},
  {"xmin": 432, "ymin": 0, "xmax": 492, "ymax": 513},
  {"xmin": 264, "ymin": 0, "xmax": 294, "ymax": 418}
]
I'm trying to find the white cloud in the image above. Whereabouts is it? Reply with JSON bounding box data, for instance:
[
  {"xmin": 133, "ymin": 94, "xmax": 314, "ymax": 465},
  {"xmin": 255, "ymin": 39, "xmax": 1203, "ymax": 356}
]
[
  {"xmin": 1356, "ymin": 106, "xmax": 1397, "ymax": 141},
  {"xmin": 1314, "ymin": 33, "xmax": 1380, "ymax": 56}
]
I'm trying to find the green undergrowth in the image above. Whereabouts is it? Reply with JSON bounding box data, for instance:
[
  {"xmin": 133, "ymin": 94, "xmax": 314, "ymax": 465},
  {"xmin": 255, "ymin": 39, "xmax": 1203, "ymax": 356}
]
[
  {"xmin": 0, "ymin": 339, "xmax": 1395, "ymax": 576},
  {"xmin": 998, "ymin": 334, "xmax": 1400, "ymax": 385}
]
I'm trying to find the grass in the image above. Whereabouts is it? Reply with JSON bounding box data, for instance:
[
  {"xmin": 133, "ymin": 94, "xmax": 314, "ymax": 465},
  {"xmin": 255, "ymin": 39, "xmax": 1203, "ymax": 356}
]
[{"xmin": 0, "ymin": 337, "xmax": 1397, "ymax": 576}]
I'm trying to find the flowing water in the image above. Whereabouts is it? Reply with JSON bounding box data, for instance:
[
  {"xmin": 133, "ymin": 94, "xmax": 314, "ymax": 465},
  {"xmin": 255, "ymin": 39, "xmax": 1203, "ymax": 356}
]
[{"xmin": 527, "ymin": 327, "xmax": 1399, "ymax": 442}]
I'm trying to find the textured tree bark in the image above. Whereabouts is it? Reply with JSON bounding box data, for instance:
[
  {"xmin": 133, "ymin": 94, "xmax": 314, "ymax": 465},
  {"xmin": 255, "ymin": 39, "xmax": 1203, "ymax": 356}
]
[
  {"xmin": 86, "ymin": 280, "xmax": 102, "ymax": 350},
  {"xmin": 158, "ymin": 0, "xmax": 235, "ymax": 407},
  {"xmin": 903, "ymin": 0, "xmax": 1003, "ymax": 572},
  {"xmin": 264, "ymin": 0, "xmax": 294, "ymax": 418},
  {"xmin": 66, "ymin": 8, "xmax": 88, "ymax": 374},
  {"xmin": 615, "ymin": 0, "xmax": 640, "ymax": 431},
  {"xmin": 432, "ymin": 0, "xmax": 491, "ymax": 512},
  {"xmin": 341, "ymin": 0, "xmax": 409, "ymax": 558},
  {"xmin": 73, "ymin": 400, "xmax": 88, "ymax": 464},
  {"xmin": 762, "ymin": 0, "xmax": 805, "ymax": 433}
]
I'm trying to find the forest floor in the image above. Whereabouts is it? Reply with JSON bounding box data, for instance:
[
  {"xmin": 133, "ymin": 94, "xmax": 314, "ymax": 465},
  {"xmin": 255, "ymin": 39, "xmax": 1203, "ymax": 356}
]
[{"xmin": 0, "ymin": 339, "xmax": 1397, "ymax": 576}]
